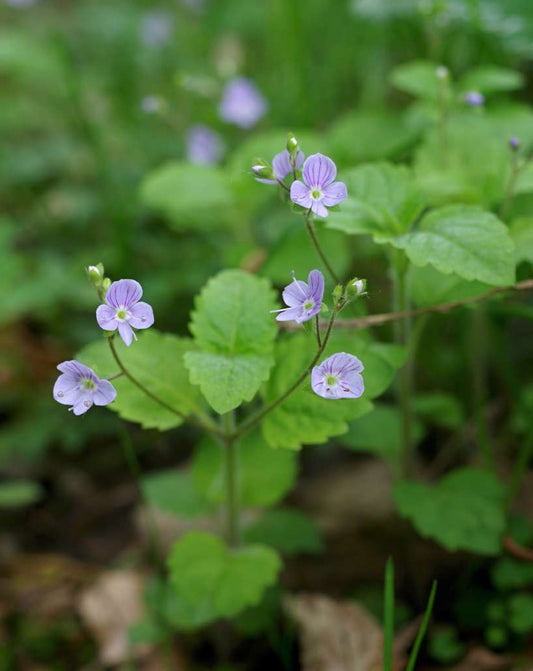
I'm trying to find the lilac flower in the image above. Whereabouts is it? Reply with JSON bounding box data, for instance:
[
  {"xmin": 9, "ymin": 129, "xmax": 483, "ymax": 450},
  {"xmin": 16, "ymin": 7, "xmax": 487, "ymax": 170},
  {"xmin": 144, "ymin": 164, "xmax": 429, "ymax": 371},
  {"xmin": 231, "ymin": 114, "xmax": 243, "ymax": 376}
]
[
  {"xmin": 254, "ymin": 149, "xmax": 305, "ymax": 185},
  {"xmin": 218, "ymin": 77, "xmax": 267, "ymax": 129},
  {"xmin": 271, "ymin": 270, "xmax": 324, "ymax": 323},
  {"xmin": 96, "ymin": 279, "xmax": 154, "ymax": 347},
  {"xmin": 509, "ymin": 136, "xmax": 520, "ymax": 150},
  {"xmin": 186, "ymin": 124, "xmax": 224, "ymax": 165},
  {"xmin": 290, "ymin": 154, "xmax": 347, "ymax": 218},
  {"xmin": 464, "ymin": 91, "xmax": 484, "ymax": 106},
  {"xmin": 53, "ymin": 361, "xmax": 116, "ymax": 416},
  {"xmin": 311, "ymin": 353, "xmax": 364, "ymax": 400},
  {"xmin": 140, "ymin": 11, "xmax": 174, "ymax": 48}
]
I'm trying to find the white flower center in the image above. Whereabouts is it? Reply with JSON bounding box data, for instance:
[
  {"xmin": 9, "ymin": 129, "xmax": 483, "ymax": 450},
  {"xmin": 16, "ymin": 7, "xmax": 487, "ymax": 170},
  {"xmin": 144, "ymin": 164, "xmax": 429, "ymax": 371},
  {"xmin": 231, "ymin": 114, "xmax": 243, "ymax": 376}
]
[
  {"xmin": 310, "ymin": 188, "xmax": 323, "ymax": 200},
  {"xmin": 303, "ymin": 299, "xmax": 315, "ymax": 311},
  {"xmin": 116, "ymin": 307, "xmax": 130, "ymax": 322},
  {"xmin": 325, "ymin": 374, "xmax": 338, "ymax": 389},
  {"xmin": 82, "ymin": 378, "xmax": 96, "ymax": 391}
]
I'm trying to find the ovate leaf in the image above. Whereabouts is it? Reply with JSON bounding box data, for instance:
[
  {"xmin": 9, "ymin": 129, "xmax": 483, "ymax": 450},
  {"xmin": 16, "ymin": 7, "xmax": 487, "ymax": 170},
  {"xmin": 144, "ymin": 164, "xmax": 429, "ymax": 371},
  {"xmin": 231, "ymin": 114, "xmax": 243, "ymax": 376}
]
[
  {"xmin": 184, "ymin": 270, "xmax": 276, "ymax": 414},
  {"xmin": 394, "ymin": 468, "xmax": 506, "ymax": 555},
  {"xmin": 168, "ymin": 532, "xmax": 281, "ymax": 623},
  {"xmin": 78, "ymin": 331, "xmax": 203, "ymax": 431},
  {"xmin": 390, "ymin": 206, "xmax": 515, "ymax": 286},
  {"xmin": 326, "ymin": 163, "xmax": 425, "ymax": 238},
  {"xmin": 510, "ymin": 217, "xmax": 533, "ymax": 265},
  {"xmin": 389, "ymin": 60, "xmax": 443, "ymax": 102}
]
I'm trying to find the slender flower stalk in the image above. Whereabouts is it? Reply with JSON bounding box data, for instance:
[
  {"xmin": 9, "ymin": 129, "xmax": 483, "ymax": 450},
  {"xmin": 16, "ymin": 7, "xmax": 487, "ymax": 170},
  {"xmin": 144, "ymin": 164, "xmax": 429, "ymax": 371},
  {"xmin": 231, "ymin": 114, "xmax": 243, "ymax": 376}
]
[
  {"xmin": 107, "ymin": 337, "xmax": 222, "ymax": 436},
  {"xmin": 304, "ymin": 211, "xmax": 340, "ymax": 285}
]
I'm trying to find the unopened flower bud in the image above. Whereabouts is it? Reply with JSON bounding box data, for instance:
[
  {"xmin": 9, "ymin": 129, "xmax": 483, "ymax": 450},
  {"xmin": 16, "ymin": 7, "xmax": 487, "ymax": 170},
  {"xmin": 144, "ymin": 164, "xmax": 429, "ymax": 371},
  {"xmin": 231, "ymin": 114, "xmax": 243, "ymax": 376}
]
[
  {"xmin": 332, "ymin": 284, "xmax": 343, "ymax": 305},
  {"xmin": 102, "ymin": 277, "xmax": 111, "ymax": 292},
  {"xmin": 286, "ymin": 133, "xmax": 299, "ymax": 157},
  {"xmin": 347, "ymin": 277, "xmax": 367, "ymax": 298},
  {"xmin": 87, "ymin": 264, "xmax": 104, "ymax": 285},
  {"xmin": 509, "ymin": 136, "xmax": 520, "ymax": 151},
  {"xmin": 251, "ymin": 160, "xmax": 275, "ymax": 181},
  {"xmin": 436, "ymin": 65, "xmax": 449, "ymax": 80}
]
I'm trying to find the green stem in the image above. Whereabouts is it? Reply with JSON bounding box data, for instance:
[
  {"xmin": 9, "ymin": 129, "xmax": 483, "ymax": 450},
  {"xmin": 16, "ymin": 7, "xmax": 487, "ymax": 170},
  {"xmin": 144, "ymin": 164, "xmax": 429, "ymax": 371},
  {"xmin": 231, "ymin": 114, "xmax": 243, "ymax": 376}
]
[
  {"xmin": 233, "ymin": 306, "xmax": 339, "ymax": 441},
  {"xmin": 108, "ymin": 337, "xmax": 221, "ymax": 436},
  {"xmin": 500, "ymin": 156, "xmax": 523, "ymax": 220},
  {"xmin": 222, "ymin": 412, "xmax": 240, "ymax": 547},
  {"xmin": 304, "ymin": 212, "xmax": 340, "ymax": 285},
  {"xmin": 314, "ymin": 314, "xmax": 322, "ymax": 348},
  {"xmin": 392, "ymin": 261, "xmax": 413, "ymax": 476}
]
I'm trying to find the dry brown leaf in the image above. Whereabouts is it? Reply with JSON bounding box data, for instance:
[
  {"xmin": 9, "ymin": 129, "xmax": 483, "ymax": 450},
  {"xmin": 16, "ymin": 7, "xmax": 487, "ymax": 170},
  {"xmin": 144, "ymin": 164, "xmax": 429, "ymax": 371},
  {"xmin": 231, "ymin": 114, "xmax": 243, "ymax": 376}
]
[
  {"xmin": 77, "ymin": 569, "xmax": 147, "ymax": 666},
  {"xmin": 285, "ymin": 593, "xmax": 382, "ymax": 671},
  {"xmin": 451, "ymin": 647, "xmax": 512, "ymax": 671}
]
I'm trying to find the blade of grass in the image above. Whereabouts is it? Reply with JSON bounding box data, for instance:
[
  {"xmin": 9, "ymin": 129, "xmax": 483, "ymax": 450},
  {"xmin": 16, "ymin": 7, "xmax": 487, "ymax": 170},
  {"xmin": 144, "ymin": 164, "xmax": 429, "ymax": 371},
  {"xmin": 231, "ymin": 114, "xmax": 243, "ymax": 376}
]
[
  {"xmin": 406, "ymin": 580, "xmax": 438, "ymax": 671},
  {"xmin": 383, "ymin": 557, "xmax": 395, "ymax": 671}
]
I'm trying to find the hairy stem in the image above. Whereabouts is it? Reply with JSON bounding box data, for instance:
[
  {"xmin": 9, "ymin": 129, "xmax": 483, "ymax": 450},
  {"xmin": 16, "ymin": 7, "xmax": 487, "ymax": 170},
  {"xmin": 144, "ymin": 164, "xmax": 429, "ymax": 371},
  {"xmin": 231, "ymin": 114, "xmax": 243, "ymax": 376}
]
[
  {"xmin": 108, "ymin": 337, "xmax": 221, "ymax": 436},
  {"xmin": 232, "ymin": 306, "xmax": 339, "ymax": 440},
  {"xmin": 222, "ymin": 411, "xmax": 240, "ymax": 547}
]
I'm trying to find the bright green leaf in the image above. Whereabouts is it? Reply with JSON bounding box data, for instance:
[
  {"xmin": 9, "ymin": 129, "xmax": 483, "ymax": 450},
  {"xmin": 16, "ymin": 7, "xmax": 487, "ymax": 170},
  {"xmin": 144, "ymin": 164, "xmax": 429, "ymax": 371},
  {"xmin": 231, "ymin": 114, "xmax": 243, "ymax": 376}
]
[
  {"xmin": 389, "ymin": 60, "xmax": 443, "ymax": 102},
  {"xmin": 510, "ymin": 218, "xmax": 533, "ymax": 264},
  {"xmin": 326, "ymin": 163, "xmax": 425, "ymax": 238},
  {"xmin": 184, "ymin": 270, "xmax": 277, "ymax": 414},
  {"xmin": 394, "ymin": 468, "xmax": 506, "ymax": 555},
  {"xmin": 78, "ymin": 331, "xmax": 203, "ymax": 431},
  {"xmin": 192, "ymin": 430, "xmax": 297, "ymax": 507},
  {"xmin": 458, "ymin": 66, "xmax": 524, "ymax": 95},
  {"xmin": 140, "ymin": 162, "xmax": 234, "ymax": 230},
  {"xmin": 390, "ymin": 206, "xmax": 515, "ymax": 286},
  {"xmin": 168, "ymin": 532, "xmax": 281, "ymax": 623}
]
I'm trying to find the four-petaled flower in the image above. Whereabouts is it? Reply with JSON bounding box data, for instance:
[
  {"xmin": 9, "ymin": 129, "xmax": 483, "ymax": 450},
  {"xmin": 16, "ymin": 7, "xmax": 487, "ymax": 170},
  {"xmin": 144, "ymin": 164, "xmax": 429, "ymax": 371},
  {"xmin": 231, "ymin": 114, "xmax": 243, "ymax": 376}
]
[
  {"xmin": 254, "ymin": 149, "xmax": 305, "ymax": 185},
  {"xmin": 96, "ymin": 279, "xmax": 154, "ymax": 346},
  {"xmin": 218, "ymin": 77, "xmax": 267, "ymax": 129},
  {"xmin": 272, "ymin": 269, "xmax": 324, "ymax": 323},
  {"xmin": 53, "ymin": 361, "xmax": 117, "ymax": 415},
  {"xmin": 290, "ymin": 153, "xmax": 347, "ymax": 217},
  {"xmin": 311, "ymin": 352, "xmax": 364, "ymax": 399}
]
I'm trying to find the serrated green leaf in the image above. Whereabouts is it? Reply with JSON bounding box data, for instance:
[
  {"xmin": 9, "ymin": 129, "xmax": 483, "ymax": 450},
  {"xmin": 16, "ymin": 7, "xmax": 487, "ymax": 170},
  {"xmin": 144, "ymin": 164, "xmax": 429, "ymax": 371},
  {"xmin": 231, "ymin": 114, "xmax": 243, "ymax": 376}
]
[
  {"xmin": 341, "ymin": 403, "xmax": 425, "ymax": 460},
  {"xmin": 326, "ymin": 163, "xmax": 425, "ymax": 239},
  {"xmin": 394, "ymin": 468, "xmax": 506, "ymax": 555},
  {"xmin": 510, "ymin": 217, "xmax": 533, "ymax": 264},
  {"xmin": 192, "ymin": 430, "xmax": 297, "ymax": 507},
  {"xmin": 140, "ymin": 161, "xmax": 234, "ymax": 230},
  {"xmin": 0, "ymin": 480, "xmax": 43, "ymax": 508},
  {"xmin": 141, "ymin": 469, "xmax": 213, "ymax": 518},
  {"xmin": 184, "ymin": 270, "xmax": 276, "ymax": 414},
  {"xmin": 261, "ymin": 331, "xmax": 402, "ymax": 449},
  {"xmin": 78, "ymin": 331, "xmax": 203, "ymax": 431},
  {"xmin": 168, "ymin": 532, "xmax": 281, "ymax": 623},
  {"xmin": 243, "ymin": 508, "xmax": 323, "ymax": 556},
  {"xmin": 390, "ymin": 206, "xmax": 515, "ymax": 286}
]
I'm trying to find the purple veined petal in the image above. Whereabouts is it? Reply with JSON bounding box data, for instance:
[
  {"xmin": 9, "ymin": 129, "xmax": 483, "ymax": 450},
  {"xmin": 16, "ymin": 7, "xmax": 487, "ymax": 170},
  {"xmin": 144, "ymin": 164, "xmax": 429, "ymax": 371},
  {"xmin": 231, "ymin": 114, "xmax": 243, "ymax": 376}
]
[
  {"xmin": 311, "ymin": 366, "xmax": 326, "ymax": 396},
  {"xmin": 339, "ymin": 371, "xmax": 365, "ymax": 398},
  {"xmin": 96, "ymin": 304, "xmax": 119, "ymax": 331},
  {"xmin": 106, "ymin": 279, "xmax": 143, "ymax": 309},
  {"xmin": 71, "ymin": 393, "xmax": 93, "ymax": 416},
  {"xmin": 273, "ymin": 306, "xmax": 301, "ymax": 322},
  {"xmin": 307, "ymin": 270, "xmax": 325, "ymax": 304},
  {"xmin": 255, "ymin": 177, "xmax": 278, "ymax": 185},
  {"xmin": 118, "ymin": 321, "xmax": 135, "ymax": 346},
  {"xmin": 282, "ymin": 279, "xmax": 310, "ymax": 307},
  {"xmin": 322, "ymin": 181, "xmax": 347, "ymax": 207},
  {"xmin": 290, "ymin": 180, "xmax": 312, "ymax": 209},
  {"xmin": 93, "ymin": 380, "xmax": 117, "ymax": 406},
  {"xmin": 272, "ymin": 151, "xmax": 292, "ymax": 180},
  {"xmin": 57, "ymin": 360, "xmax": 94, "ymax": 380},
  {"xmin": 311, "ymin": 199, "xmax": 329, "ymax": 218},
  {"xmin": 53, "ymin": 374, "xmax": 82, "ymax": 405},
  {"xmin": 129, "ymin": 301, "xmax": 154, "ymax": 329},
  {"xmin": 302, "ymin": 153, "xmax": 337, "ymax": 188}
]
